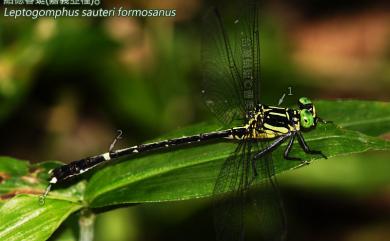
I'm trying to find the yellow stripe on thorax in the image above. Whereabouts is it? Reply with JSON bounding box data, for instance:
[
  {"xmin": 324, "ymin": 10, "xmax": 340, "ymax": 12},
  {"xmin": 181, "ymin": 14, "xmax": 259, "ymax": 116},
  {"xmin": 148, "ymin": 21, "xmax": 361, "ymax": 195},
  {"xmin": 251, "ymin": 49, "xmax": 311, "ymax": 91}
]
[
  {"xmin": 263, "ymin": 123, "xmax": 289, "ymax": 134},
  {"xmin": 268, "ymin": 112, "xmax": 287, "ymax": 117}
]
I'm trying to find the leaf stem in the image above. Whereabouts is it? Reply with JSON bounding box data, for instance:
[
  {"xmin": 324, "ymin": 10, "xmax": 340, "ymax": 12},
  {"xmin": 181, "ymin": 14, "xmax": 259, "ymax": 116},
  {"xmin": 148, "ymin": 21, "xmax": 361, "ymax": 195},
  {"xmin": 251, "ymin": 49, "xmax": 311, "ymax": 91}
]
[{"xmin": 79, "ymin": 209, "xmax": 95, "ymax": 241}]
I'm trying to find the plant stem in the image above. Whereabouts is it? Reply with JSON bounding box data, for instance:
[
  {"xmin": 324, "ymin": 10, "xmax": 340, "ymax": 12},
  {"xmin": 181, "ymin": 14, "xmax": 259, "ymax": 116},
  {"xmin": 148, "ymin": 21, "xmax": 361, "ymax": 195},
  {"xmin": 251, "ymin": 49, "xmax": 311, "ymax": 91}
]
[{"xmin": 79, "ymin": 209, "xmax": 96, "ymax": 241}]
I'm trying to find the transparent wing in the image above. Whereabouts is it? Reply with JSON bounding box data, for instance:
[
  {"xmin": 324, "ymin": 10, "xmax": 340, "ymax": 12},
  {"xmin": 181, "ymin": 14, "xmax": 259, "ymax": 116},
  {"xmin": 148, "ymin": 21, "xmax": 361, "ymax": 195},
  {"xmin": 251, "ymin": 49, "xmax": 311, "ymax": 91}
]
[
  {"xmin": 213, "ymin": 142, "xmax": 246, "ymax": 241},
  {"xmin": 201, "ymin": 0, "xmax": 261, "ymax": 125},
  {"xmin": 249, "ymin": 141, "xmax": 287, "ymax": 241},
  {"xmin": 213, "ymin": 141, "xmax": 257, "ymax": 241},
  {"xmin": 230, "ymin": 0, "xmax": 261, "ymax": 108},
  {"xmin": 202, "ymin": 7, "xmax": 244, "ymax": 126},
  {"xmin": 213, "ymin": 140, "xmax": 286, "ymax": 241}
]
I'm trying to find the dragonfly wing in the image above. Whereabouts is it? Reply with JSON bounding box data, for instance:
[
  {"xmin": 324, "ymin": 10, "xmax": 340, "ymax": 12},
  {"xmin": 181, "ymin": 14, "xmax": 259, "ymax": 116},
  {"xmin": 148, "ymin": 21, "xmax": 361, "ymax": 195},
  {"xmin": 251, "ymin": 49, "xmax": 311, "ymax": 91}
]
[
  {"xmin": 201, "ymin": 0, "xmax": 261, "ymax": 125},
  {"xmin": 213, "ymin": 140, "xmax": 287, "ymax": 241},
  {"xmin": 213, "ymin": 141, "xmax": 258, "ymax": 241},
  {"xmin": 213, "ymin": 142, "xmax": 245, "ymax": 241},
  {"xmin": 229, "ymin": 0, "xmax": 262, "ymax": 109},
  {"xmin": 202, "ymin": 7, "xmax": 244, "ymax": 126},
  {"xmin": 248, "ymin": 141, "xmax": 287, "ymax": 241}
]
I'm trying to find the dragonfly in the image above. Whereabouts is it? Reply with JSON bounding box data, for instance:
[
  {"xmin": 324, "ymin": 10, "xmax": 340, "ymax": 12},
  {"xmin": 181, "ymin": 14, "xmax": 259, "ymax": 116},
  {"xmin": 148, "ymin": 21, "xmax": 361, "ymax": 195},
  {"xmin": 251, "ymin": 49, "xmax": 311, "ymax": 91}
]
[{"xmin": 41, "ymin": 0, "xmax": 328, "ymax": 240}]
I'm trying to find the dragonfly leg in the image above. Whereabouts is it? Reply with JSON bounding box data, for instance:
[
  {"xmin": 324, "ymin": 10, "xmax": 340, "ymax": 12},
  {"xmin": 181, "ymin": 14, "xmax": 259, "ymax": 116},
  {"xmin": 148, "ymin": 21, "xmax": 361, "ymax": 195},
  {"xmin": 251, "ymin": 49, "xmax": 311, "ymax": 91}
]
[
  {"xmin": 284, "ymin": 133, "xmax": 301, "ymax": 161},
  {"xmin": 254, "ymin": 133, "xmax": 292, "ymax": 160},
  {"xmin": 297, "ymin": 131, "xmax": 327, "ymax": 159}
]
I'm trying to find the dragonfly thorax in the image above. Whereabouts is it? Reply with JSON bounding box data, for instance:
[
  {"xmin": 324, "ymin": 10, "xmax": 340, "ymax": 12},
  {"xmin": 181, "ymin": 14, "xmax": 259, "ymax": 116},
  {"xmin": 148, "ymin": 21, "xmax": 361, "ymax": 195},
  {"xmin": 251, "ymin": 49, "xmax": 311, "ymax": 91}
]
[{"xmin": 234, "ymin": 104, "xmax": 301, "ymax": 140}]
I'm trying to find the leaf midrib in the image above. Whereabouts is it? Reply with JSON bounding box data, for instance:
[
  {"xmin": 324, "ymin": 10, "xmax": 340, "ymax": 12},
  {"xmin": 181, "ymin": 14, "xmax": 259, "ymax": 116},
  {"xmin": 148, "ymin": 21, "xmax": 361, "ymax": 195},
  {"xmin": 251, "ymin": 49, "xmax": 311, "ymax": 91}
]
[{"xmin": 340, "ymin": 116, "xmax": 390, "ymax": 128}]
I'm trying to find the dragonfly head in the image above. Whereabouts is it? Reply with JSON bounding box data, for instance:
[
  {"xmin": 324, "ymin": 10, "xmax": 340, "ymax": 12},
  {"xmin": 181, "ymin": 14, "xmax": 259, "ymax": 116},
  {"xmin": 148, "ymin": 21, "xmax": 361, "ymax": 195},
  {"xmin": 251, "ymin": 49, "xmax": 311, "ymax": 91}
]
[{"xmin": 298, "ymin": 97, "xmax": 317, "ymax": 129}]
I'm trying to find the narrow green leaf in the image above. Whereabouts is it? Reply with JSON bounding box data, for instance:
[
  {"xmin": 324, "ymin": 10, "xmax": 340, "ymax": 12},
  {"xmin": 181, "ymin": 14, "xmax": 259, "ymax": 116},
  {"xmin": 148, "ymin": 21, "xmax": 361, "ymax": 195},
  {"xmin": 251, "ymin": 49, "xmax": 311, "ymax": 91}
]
[
  {"xmin": 280, "ymin": 150, "xmax": 390, "ymax": 195},
  {"xmin": 0, "ymin": 195, "xmax": 82, "ymax": 241},
  {"xmin": 316, "ymin": 100, "xmax": 390, "ymax": 136},
  {"xmin": 85, "ymin": 123, "xmax": 389, "ymax": 207}
]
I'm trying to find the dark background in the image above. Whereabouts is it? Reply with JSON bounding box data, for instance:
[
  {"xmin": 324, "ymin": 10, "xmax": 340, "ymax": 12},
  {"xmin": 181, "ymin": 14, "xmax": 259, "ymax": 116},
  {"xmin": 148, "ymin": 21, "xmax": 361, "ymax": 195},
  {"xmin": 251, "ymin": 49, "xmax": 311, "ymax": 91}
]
[{"xmin": 1, "ymin": 0, "xmax": 389, "ymax": 240}]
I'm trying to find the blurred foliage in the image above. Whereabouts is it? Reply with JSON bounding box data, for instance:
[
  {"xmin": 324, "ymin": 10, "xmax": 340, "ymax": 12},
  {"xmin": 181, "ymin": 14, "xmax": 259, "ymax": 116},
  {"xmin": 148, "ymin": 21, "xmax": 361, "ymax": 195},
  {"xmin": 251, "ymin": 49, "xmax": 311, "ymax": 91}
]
[
  {"xmin": 0, "ymin": 19, "xmax": 51, "ymax": 122},
  {"xmin": 0, "ymin": 0, "xmax": 390, "ymax": 240}
]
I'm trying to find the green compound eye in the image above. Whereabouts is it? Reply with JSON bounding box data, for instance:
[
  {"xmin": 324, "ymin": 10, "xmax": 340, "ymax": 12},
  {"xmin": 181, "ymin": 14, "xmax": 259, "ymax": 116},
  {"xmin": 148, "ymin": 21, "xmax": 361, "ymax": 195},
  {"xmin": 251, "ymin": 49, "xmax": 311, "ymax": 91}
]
[
  {"xmin": 299, "ymin": 97, "xmax": 312, "ymax": 106},
  {"xmin": 300, "ymin": 109, "xmax": 314, "ymax": 128}
]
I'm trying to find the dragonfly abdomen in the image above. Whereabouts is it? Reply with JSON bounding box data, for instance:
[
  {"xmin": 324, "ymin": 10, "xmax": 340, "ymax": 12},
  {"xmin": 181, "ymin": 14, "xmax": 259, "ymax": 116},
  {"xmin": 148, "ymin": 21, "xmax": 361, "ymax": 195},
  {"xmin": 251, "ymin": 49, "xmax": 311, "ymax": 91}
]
[{"xmin": 48, "ymin": 128, "xmax": 243, "ymax": 184}]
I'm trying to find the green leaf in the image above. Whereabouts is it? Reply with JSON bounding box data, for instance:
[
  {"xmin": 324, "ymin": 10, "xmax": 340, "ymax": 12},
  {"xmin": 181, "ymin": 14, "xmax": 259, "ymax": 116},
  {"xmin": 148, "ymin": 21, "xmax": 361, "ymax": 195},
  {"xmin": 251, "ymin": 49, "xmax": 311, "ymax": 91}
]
[
  {"xmin": 0, "ymin": 195, "xmax": 82, "ymax": 241},
  {"xmin": 280, "ymin": 150, "xmax": 390, "ymax": 195},
  {"xmin": 316, "ymin": 100, "xmax": 390, "ymax": 136},
  {"xmin": 0, "ymin": 156, "xmax": 29, "ymax": 176},
  {"xmin": 0, "ymin": 157, "xmax": 85, "ymax": 241},
  {"xmin": 0, "ymin": 157, "xmax": 48, "ymax": 204},
  {"xmin": 84, "ymin": 122, "xmax": 390, "ymax": 207},
  {"xmin": 0, "ymin": 156, "xmax": 83, "ymax": 205}
]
